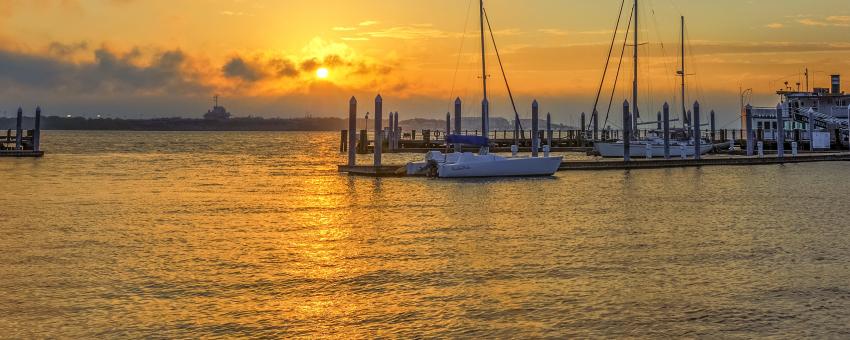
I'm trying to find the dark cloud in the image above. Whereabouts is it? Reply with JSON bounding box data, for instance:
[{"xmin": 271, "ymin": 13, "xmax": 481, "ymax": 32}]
[
  {"xmin": 0, "ymin": 47, "xmax": 206, "ymax": 94},
  {"xmin": 222, "ymin": 57, "xmax": 264, "ymax": 81},
  {"xmin": 300, "ymin": 58, "xmax": 319, "ymax": 72},
  {"xmin": 48, "ymin": 41, "xmax": 88, "ymax": 56},
  {"xmin": 268, "ymin": 58, "xmax": 299, "ymax": 77}
]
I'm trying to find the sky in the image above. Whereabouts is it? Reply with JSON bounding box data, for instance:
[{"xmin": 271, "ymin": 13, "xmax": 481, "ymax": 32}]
[{"xmin": 1, "ymin": 0, "xmax": 850, "ymax": 126}]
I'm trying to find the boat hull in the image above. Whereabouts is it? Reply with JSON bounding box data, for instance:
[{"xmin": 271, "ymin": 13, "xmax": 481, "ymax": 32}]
[
  {"xmin": 437, "ymin": 156, "xmax": 563, "ymax": 178},
  {"xmin": 594, "ymin": 142, "xmax": 712, "ymax": 158}
]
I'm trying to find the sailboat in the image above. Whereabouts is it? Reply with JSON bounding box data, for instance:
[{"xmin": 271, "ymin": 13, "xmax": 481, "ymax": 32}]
[
  {"xmin": 593, "ymin": 2, "xmax": 712, "ymax": 158},
  {"xmin": 406, "ymin": 0, "xmax": 562, "ymax": 178}
]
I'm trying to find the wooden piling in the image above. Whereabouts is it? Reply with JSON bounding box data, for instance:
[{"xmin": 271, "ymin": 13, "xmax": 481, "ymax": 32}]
[
  {"xmin": 532, "ymin": 100, "xmax": 539, "ymax": 157},
  {"xmin": 623, "ymin": 100, "xmax": 631, "ymax": 162},
  {"xmin": 546, "ymin": 112, "xmax": 553, "ymax": 148},
  {"xmin": 34, "ymin": 106, "xmax": 41, "ymax": 152},
  {"xmin": 15, "ymin": 107, "xmax": 22, "ymax": 150},
  {"xmin": 745, "ymin": 104, "xmax": 754, "ymax": 156},
  {"xmin": 348, "ymin": 97, "xmax": 357, "ymax": 165},
  {"xmin": 776, "ymin": 103, "xmax": 785, "ymax": 159},
  {"xmin": 693, "ymin": 101, "xmax": 701, "ymax": 160},
  {"xmin": 374, "ymin": 95, "xmax": 382, "ymax": 166},
  {"xmin": 710, "ymin": 110, "xmax": 716, "ymax": 143},
  {"xmin": 592, "ymin": 108, "xmax": 599, "ymax": 141},
  {"xmin": 663, "ymin": 102, "xmax": 670, "ymax": 159}
]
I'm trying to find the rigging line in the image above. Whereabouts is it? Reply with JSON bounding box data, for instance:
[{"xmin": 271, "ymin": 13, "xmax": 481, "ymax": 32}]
[
  {"xmin": 483, "ymin": 7, "xmax": 524, "ymax": 135},
  {"xmin": 590, "ymin": 0, "xmax": 627, "ymax": 128},
  {"xmin": 603, "ymin": 3, "xmax": 635, "ymax": 129},
  {"xmin": 447, "ymin": 0, "xmax": 474, "ymax": 113}
]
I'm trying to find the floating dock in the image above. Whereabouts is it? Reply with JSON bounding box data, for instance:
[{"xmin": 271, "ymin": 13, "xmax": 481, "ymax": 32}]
[{"xmin": 339, "ymin": 153, "xmax": 850, "ymax": 177}]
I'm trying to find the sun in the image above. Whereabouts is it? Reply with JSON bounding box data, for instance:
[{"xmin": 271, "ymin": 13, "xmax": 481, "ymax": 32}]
[{"xmin": 316, "ymin": 67, "xmax": 329, "ymax": 79}]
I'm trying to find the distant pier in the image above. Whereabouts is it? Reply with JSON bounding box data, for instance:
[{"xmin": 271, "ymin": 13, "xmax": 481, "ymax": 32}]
[{"xmin": 1, "ymin": 107, "xmax": 44, "ymax": 158}]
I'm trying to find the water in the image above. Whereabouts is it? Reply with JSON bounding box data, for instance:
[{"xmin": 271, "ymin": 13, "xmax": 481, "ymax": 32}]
[{"xmin": 2, "ymin": 131, "xmax": 849, "ymax": 338}]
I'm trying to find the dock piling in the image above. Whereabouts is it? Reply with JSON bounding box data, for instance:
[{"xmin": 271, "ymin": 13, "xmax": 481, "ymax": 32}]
[
  {"xmin": 657, "ymin": 111, "xmax": 662, "ymax": 130},
  {"xmin": 693, "ymin": 101, "xmax": 701, "ymax": 160},
  {"xmin": 663, "ymin": 102, "xmax": 671, "ymax": 159},
  {"xmin": 746, "ymin": 104, "xmax": 754, "ymax": 156},
  {"xmin": 454, "ymin": 97, "xmax": 462, "ymax": 151},
  {"xmin": 374, "ymin": 95, "xmax": 382, "ymax": 167},
  {"xmin": 532, "ymin": 100, "xmax": 539, "ymax": 157},
  {"xmin": 394, "ymin": 112, "xmax": 400, "ymax": 150},
  {"xmin": 348, "ymin": 97, "xmax": 357, "ymax": 165},
  {"xmin": 776, "ymin": 103, "xmax": 785, "ymax": 159},
  {"xmin": 34, "ymin": 106, "xmax": 41, "ymax": 152},
  {"xmin": 710, "ymin": 110, "xmax": 716, "ymax": 143},
  {"xmin": 623, "ymin": 100, "xmax": 631, "ymax": 162},
  {"xmin": 807, "ymin": 107, "xmax": 814, "ymax": 151},
  {"xmin": 758, "ymin": 141, "xmax": 764, "ymax": 158},
  {"xmin": 592, "ymin": 108, "xmax": 599, "ymax": 141},
  {"xmin": 546, "ymin": 112, "xmax": 552, "ymax": 149},
  {"xmin": 15, "ymin": 107, "xmax": 22, "ymax": 150}
]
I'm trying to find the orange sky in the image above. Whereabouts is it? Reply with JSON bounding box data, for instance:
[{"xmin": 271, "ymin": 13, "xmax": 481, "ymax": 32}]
[{"xmin": 1, "ymin": 0, "xmax": 850, "ymax": 125}]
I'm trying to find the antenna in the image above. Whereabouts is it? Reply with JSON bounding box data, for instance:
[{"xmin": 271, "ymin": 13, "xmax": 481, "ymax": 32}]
[{"xmin": 213, "ymin": 94, "xmax": 219, "ymax": 107}]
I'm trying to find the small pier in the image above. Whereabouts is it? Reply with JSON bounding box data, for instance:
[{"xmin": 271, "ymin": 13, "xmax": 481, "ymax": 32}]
[{"xmin": 1, "ymin": 107, "xmax": 44, "ymax": 158}]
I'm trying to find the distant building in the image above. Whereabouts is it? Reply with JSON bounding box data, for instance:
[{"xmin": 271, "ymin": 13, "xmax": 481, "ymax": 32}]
[{"xmin": 204, "ymin": 95, "xmax": 231, "ymax": 120}]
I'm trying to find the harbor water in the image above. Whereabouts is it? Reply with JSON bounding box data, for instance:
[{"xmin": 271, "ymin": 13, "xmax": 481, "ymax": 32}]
[{"xmin": 1, "ymin": 131, "xmax": 849, "ymax": 338}]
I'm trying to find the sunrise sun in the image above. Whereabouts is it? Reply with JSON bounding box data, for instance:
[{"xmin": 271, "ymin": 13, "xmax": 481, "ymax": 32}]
[{"xmin": 316, "ymin": 67, "xmax": 329, "ymax": 79}]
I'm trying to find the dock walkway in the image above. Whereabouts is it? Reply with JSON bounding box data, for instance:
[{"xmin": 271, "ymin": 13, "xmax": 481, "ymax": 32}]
[{"xmin": 339, "ymin": 153, "xmax": 850, "ymax": 177}]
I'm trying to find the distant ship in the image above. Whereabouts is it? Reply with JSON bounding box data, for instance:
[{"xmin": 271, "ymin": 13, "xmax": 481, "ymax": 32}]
[{"xmin": 204, "ymin": 95, "xmax": 231, "ymax": 120}]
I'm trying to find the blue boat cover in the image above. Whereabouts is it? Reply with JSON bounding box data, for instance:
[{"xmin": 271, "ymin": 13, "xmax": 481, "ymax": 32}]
[{"xmin": 445, "ymin": 134, "xmax": 489, "ymax": 146}]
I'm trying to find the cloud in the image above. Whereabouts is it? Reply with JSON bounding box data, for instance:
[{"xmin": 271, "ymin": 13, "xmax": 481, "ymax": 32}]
[
  {"xmin": 0, "ymin": 47, "xmax": 206, "ymax": 95},
  {"xmin": 765, "ymin": 23, "xmax": 784, "ymax": 29},
  {"xmin": 333, "ymin": 27, "xmax": 357, "ymax": 31},
  {"xmin": 539, "ymin": 28, "xmax": 569, "ymax": 36},
  {"xmin": 361, "ymin": 26, "xmax": 459, "ymax": 39},
  {"xmin": 222, "ymin": 57, "xmax": 264, "ymax": 81},
  {"xmin": 48, "ymin": 41, "xmax": 89, "ymax": 56},
  {"xmin": 359, "ymin": 20, "xmax": 379, "ymax": 27},
  {"xmin": 797, "ymin": 16, "xmax": 850, "ymax": 27}
]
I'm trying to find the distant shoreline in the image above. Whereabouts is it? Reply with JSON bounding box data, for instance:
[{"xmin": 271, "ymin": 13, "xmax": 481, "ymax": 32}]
[
  {"xmin": 1, "ymin": 116, "xmax": 574, "ymax": 132},
  {"xmin": 0, "ymin": 116, "xmax": 350, "ymax": 132}
]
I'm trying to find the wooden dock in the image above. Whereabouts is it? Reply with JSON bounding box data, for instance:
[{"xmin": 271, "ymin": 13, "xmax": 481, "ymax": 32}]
[
  {"xmin": 559, "ymin": 153, "xmax": 850, "ymax": 171},
  {"xmin": 0, "ymin": 150, "xmax": 44, "ymax": 157},
  {"xmin": 338, "ymin": 153, "xmax": 850, "ymax": 177}
]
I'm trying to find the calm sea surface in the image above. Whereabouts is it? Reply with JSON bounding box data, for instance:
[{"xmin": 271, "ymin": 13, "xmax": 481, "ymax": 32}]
[{"xmin": 1, "ymin": 131, "xmax": 849, "ymax": 338}]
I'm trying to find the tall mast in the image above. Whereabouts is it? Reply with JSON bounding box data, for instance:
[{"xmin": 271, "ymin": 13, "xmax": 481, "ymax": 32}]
[
  {"xmin": 632, "ymin": 0, "xmax": 639, "ymax": 135},
  {"xmin": 479, "ymin": 0, "xmax": 489, "ymax": 139},
  {"xmin": 680, "ymin": 16, "xmax": 686, "ymax": 130},
  {"xmin": 480, "ymin": 0, "xmax": 487, "ymax": 104}
]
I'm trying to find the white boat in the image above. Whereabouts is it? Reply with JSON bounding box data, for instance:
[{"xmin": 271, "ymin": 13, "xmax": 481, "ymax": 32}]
[
  {"xmin": 595, "ymin": 139, "xmax": 712, "ymax": 158},
  {"xmin": 436, "ymin": 152, "xmax": 561, "ymax": 178},
  {"xmin": 406, "ymin": 0, "xmax": 563, "ymax": 178}
]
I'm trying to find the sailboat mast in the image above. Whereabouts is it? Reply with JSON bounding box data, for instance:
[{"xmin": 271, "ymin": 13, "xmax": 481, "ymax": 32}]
[
  {"xmin": 680, "ymin": 16, "xmax": 686, "ymax": 130},
  {"xmin": 632, "ymin": 0, "xmax": 638, "ymax": 135},
  {"xmin": 479, "ymin": 0, "xmax": 488, "ymax": 137}
]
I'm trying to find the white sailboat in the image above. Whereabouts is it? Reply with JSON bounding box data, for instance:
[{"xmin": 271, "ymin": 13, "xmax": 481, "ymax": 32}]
[
  {"xmin": 593, "ymin": 3, "xmax": 713, "ymax": 158},
  {"xmin": 407, "ymin": 0, "xmax": 562, "ymax": 178}
]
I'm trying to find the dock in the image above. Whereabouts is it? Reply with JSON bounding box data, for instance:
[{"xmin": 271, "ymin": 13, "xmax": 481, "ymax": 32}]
[
  {"xmin": 1, "ymin": 107, "xmax": 44, "ymax": 157},
  {"xmin": 339, "ymin": 153, "xmax": 850, "ymax": 177},
  {"xmin": 338, "ymin": 95, "xmax": 850, "ymax": 177}
]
